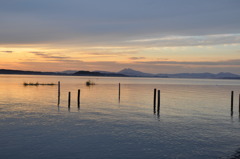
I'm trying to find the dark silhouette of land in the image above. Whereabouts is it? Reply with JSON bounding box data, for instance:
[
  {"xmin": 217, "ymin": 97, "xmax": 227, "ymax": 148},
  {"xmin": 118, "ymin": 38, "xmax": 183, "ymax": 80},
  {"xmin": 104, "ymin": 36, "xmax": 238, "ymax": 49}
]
[
  {"xmin": 73, "ymin": 71, "xmax": 127, "ymax": 77},
  {"xmin": 0, "ymin": 69, "xmax": 61, "ymax": 75},
  {"xmin": 1, "ymin": 68, "xmax": 240, "ymax": 79}
]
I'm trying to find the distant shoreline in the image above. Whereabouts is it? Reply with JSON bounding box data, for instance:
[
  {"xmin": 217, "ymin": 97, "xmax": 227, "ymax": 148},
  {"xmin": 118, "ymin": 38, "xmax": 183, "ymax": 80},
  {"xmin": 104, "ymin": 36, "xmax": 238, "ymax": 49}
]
[{"xmin": 0, "ymin": 69, "xmax": 240, "ymax": 80}]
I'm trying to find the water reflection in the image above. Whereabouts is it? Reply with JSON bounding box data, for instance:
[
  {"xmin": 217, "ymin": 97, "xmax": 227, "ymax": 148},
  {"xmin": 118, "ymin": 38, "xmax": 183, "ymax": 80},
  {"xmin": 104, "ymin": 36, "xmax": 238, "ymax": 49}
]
[
  {"xmin": 153, "ymin": 108, "xmax": 156, "ymax": 114},
  {"xmin": 157, "ymin": 113, "xmax": 160, "ymax": 120},
  {"xmin": 118, "ymin": 83, "xmax": 121, "ymax": 103},
  {"xmin": 1, "ymin": 75, "xmax": 240, "ymax": 159},
  {"xmin": 227, "ymin": 148, "xmax": 240, "ymax": 159}
]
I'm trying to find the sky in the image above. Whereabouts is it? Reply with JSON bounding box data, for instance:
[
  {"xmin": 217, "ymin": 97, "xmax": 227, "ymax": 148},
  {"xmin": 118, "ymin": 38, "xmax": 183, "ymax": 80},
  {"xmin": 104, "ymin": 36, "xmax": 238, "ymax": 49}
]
[{"xmin": 0, "ymin": 0, "xmax": 240, "ymax": 74}]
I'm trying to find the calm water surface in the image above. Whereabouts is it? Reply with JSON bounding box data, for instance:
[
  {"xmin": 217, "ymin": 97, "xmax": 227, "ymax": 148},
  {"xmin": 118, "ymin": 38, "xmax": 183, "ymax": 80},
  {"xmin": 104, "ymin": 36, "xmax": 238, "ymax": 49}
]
[{"xmin": 0, "ymin": 75, "xmax": 240, "ymax": 159}]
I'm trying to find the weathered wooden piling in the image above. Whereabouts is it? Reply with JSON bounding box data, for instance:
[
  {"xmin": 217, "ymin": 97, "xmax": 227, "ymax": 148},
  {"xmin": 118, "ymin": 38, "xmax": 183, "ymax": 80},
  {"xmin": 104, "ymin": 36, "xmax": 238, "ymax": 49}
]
[
  {"xmin": 239, "ymin": 94, "xmax": 240, "ymax": 113},
  {"xmin": 58, "ymin": 81, "xmax": 60, "ymax": 106},
  {"xmin": 153, "ymin": 88, "xmax": 157, "ymax": 113},
  {"xmin": 77, "ymin": 89, "xmax": 80, "ymax": 108},
  {"xmin": 157, "ymin": 90, "xmax": 160, "ymax": 114},
  {"xmin": 231, "ymin": 91, "xmax": 234, "ymax": 112},
  {"xmin": 68, "ymin": 92, "xmax": 71, "ymax": 108},
  {"xmin": 118, "ymin": 83, "xmax": 121, "ymax": 102}
]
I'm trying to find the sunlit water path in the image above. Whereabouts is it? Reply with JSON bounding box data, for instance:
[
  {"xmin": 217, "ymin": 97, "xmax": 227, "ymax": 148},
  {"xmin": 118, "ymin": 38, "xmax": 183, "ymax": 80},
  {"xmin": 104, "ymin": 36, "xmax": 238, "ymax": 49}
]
[{"xmin": 1, "ymin": 75, "xmax": 240, "ymax": 159}]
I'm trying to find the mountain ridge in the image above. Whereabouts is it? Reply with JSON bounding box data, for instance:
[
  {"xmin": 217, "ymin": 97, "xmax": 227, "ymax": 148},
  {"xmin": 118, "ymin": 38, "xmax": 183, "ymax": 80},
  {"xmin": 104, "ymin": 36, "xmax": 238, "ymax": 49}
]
[
  {"xmin": 1, "ymin": 68, "xmax": 240, "ymax": 79},
  {"xmin": 116, "ymin": 68, "xmax": 240, "ymax": 79}
]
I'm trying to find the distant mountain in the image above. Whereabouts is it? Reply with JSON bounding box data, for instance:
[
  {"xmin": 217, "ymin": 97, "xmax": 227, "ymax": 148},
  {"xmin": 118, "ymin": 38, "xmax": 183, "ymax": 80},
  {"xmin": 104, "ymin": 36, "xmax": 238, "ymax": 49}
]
[
  {"xmin": 1, "ymin": 68, "xmax": 239, "ymax": 79},
  {"xmin": 94, "ymin": 70, "xmax": 115, "ymax": 74},
  {"xmin": 118, "ymin": 68, "xmax": 154, "ymax": 77},
  {"xmin": 73, "ymin": 70, "xmax": 127, "ymax": 77},
  {"xmin": 216, "ymin": 72, "xmax": 240, "ymax": 78},
  {"xmin": 156, "ymin": 72, "xmax": 240, "ymax": 79},
  {"xmin": 59, "ymin": 70, "xmax": 79, "ymax": 74},
  {"xmin": 0, "ymin": 69, "xmax": 60, "ymax": 75},
  {"xmin": 117, "ymin": 68, "xmax": 240, "ymax": 79},
  {"xmin": 73, "ymin": 71, "xmax": 103, "ymax": 76},
  {"xmin": 161, "ymin": 72, "xmax": 216, "ymax": 78}
]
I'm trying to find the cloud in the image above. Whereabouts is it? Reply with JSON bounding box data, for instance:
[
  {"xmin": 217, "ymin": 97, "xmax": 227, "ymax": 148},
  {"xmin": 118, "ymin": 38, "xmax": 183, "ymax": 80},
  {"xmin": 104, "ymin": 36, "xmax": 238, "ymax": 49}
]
[
  {"xmin": 127, "ymin": 34, "xmax": 240, "ymax": 47},
  {"xmin": 0, "ymin": 0, "xmax": 239, "ymax": 45},
  {"xmin": 19, "ymin": 59, "xmax": 240, "ymax": 74},
  {"xmin": 30, "ymin": 51, "xmax": 70, "ymax": 60},
  {"xmin": 129, "ymin": 57, "xmax": 146, "ymax": 60},
  {"xmin": 86, "ymin": 53, "xmax": 124, "ymax": 57},
  {"xmin": 19, "ymin": 60, "xmax": 122, "ymax": 72},
  {"xmin": 29, "ymin": 51, "xmax": 45, "ymax": 55},
  {"xmin": 1, "ymin": 51, "xmax": 13, "ymax": 53},
  {"xmin": 1, "ymin": 0, "xmax": 240, "ymax": 74},
  {"xmin": 136, "ymin": 59, "xmax": 240, "ymax": 66}
]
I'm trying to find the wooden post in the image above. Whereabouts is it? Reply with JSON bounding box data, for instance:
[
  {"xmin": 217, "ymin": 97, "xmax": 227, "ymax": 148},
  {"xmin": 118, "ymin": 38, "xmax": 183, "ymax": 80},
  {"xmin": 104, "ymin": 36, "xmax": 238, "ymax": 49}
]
[
  {"xmin": 58, "ymin": 81, "xmax": 60, "ymax": 106},
  {"xmin": 239, "ymin": 94, "xmax": 240, "ymax": 113},
  {"xmin": 153, "ymin": 88, "xmax": 157, "ymax": 113},
  {"xmin": 68, "ymin": 92, "xmax": 71, "ymax": 108},
  {"xmin": 118, "ymin": 83, "xmax": 121, "ymax": 102},
  {"xmin": 77, "ymin": 89, "xmax": 80, "ymax": 108},
  {"xmin": 157, "ymin": 90, "xmax": 160, "ymax": 114},
  {"xmin": 231, "ymin": 91, "xmax": 234, "ymax": 112}
]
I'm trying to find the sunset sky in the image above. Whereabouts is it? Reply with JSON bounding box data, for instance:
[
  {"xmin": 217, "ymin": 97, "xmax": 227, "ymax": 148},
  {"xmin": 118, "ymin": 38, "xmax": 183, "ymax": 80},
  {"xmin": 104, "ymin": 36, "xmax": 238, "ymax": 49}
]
[{"xmin": 0, "ymin": 0, "xmax": 240, "ymax": 74}]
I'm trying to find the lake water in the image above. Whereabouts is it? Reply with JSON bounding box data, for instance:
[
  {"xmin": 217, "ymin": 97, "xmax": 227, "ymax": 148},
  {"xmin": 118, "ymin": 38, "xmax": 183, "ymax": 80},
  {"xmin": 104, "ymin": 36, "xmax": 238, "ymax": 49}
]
[{"xmin": 0, "ymin": 75, "xmax": 240, "ymax": 159}]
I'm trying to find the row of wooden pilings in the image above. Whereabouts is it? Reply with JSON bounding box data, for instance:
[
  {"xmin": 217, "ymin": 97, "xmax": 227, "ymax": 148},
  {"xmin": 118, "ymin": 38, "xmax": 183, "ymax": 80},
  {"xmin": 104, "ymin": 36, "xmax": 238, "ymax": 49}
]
[
  {"xmin": 66, "ymin": 89, "xmax": 81, "ymax": 108},
  {"xmin": 154, "ymin": 90, "xmax": 240, "ymax": 115},
  {"xmin": 58, "ymin": 81, "xmax": 81, "ymax": 109},
  {"xmin": 57, "ymin": 81, "xmax": 238, "ymax": 115},
  {"xmin": 57, "ymin": 81, "xmax": 121, "ymax": 108},
  {"xmin": 231, "ymin": 91, "xmax": 240, "ymax": 115}
]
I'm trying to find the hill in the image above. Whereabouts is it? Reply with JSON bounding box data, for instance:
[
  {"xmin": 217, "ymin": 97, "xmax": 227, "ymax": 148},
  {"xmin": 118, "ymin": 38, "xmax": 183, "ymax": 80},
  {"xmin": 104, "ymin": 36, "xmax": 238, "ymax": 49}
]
[
  {"xmin": 1, "ymin": 68, "xmax": 239, "ymax": 79},
  {"xmin": 0, "ymin": 69, "xmax": 64, "ymax": 75},
  {"xmin": 73, "ymin": 70, "xmax": 127, "ymax": 77}
]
